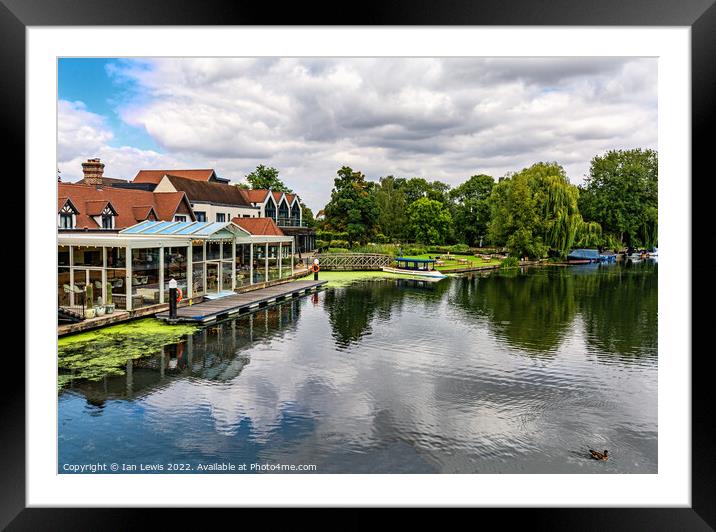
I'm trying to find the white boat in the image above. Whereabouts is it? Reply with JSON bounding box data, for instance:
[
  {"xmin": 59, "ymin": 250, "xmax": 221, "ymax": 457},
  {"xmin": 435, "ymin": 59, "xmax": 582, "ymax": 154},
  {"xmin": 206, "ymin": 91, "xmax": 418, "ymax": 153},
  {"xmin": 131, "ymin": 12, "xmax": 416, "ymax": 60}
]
[{"xmin": 382, "ymin": 257, "xmax": 447, "ymax": 279}]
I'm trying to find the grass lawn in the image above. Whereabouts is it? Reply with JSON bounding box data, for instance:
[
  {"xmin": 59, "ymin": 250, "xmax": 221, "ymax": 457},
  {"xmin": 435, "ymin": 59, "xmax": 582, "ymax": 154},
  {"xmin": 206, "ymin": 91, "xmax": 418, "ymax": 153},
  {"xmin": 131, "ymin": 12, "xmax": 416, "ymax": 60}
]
[{"xmin": 402, "ymin": 253, "xmax": 502, "ymax": 271}]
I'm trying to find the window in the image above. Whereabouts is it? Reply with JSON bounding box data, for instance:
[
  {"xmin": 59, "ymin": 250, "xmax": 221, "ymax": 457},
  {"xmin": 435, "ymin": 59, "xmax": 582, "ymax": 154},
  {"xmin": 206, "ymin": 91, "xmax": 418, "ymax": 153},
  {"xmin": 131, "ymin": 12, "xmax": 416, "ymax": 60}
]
[
  {"xmin": 195, "ymin": 211, "xmax": 206, "ymax": 222},
  {"xmin": 101, "ymin": 214, "xmax": 113, "ymax": 229},
  {"xmin": 216, "ymin": 213, "xmax": 226, "ymax": 222},
  {"xmin": 175, "ymin": 215, "xmax": 187, "ymax": 222},
  {"xmin": 59, "ymin": 213, "xmax": 73, "ymax": 228}
]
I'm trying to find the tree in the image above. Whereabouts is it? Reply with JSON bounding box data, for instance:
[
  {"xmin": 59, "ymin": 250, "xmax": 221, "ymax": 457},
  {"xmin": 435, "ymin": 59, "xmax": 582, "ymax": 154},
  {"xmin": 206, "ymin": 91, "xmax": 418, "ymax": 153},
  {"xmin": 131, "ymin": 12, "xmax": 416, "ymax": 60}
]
[
  {"xmin": 449, "ymin": 174, "xmax": 494, "ymax": 246},
  {"xmin": 579, "ymin": 149, "xmax": 658, "ymax": 249},
  {"xmin": 488, "ymin": 162, "xmax": 598, "ymax": 259},
  {"xmin": 374, "ymin": 176, "xmax": 408, "ymax": 241},
  {"xmin": 323, "ymin": 166, "xmax": 380, "ymax": 247},
  {"xmin": 400, "ymin": 177, "xmax": 450, "ymax": 205},
  {"xmin": 243, "ymin": 164, "xmax": 293, "ymax": 193},
  {"xmin": 300, "ymin": 202, "xmax": 316, "ymax": 228},
  {"xmin": 407, "ymin": 197, "xmax": 453, "ymax": 245}
]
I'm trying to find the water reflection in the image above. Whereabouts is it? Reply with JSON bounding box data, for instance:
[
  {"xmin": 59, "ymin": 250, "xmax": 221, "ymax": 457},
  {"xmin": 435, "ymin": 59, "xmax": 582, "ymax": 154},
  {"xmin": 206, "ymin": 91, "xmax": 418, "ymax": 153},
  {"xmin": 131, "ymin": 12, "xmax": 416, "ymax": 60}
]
[
  {"xmin": 59, "ymin": 264, "xmax": 657, "ymax": 473},
  {"xmin": 63, "ymin": 301, "xmax": 302, "ymax": 403}
]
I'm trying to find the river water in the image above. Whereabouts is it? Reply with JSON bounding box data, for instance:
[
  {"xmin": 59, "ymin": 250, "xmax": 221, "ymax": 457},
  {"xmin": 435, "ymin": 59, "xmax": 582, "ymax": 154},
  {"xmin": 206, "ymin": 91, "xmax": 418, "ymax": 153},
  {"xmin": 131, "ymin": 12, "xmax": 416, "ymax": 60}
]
[{"xmin": 58, "ymin": 262, "xmax": 657, "ymax": 473}]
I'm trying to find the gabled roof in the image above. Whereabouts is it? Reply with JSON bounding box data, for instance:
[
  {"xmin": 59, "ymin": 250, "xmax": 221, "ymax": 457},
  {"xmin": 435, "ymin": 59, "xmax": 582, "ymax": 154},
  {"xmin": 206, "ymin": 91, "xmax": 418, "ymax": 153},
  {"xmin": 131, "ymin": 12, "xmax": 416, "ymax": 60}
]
[
  {"xmin": 132, "ymin": 205, "xmax": 158, "ymax": 221},
  {"xmin": 272, "ymin": 191, "xmax": 286, "ymax": 204},
  {"xmin": 238, "ymin": 188, "xmax": 272, "ymax": 204},
  {"xmin": 164, "ymin": 175, "xmax": 252, "ymax": 207},
  {"xmin": 232, "ymin": 217, "xmax": 285, "ymax": 236},
  {"xmin": 285, "ymin": 193, "xmax": 299, "ymax": 205},
  {"xmin": 133, "ymin": 169, "xmax": 220, "ymax": 184},
  {"xmin": 58, "ymin": 197, "xmax": 78, "ymax": 213},
  {"xmin": 58, "ymin": 182, "xmax": 195, "ymax": 229},
  {"xmin": 84, "ymin": 200, "xmax": 116, "ymax": 216}
]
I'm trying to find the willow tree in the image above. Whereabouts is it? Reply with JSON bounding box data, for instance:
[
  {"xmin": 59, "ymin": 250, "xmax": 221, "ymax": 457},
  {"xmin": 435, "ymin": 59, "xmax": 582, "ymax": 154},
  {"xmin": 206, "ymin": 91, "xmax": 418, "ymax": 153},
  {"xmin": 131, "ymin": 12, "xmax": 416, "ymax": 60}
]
[{"xmin": 489, "ymin": 162, "xmax": 600, "ymax": 258}]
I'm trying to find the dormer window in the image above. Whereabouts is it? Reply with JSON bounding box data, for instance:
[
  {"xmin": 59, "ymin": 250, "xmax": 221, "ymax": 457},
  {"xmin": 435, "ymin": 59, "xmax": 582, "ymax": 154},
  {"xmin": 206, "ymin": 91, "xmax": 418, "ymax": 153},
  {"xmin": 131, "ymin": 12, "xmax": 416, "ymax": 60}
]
[
  {"xmin": 58, "ymin": 199, "xmax": 78, "ymax": 229},
  {"xmin": 101, "ymin": 206, "xmax": 115, "ymax": 229},
  {"xmin": 60, "ymin": 213, "xmax": 73, "ymax": 228}
]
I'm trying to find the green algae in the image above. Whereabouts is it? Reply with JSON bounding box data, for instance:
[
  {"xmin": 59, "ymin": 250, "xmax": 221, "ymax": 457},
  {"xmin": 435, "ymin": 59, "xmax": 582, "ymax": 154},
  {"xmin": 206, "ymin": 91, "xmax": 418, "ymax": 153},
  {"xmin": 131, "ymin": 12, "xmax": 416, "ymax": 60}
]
[
  {"xmin": 299, "ymin": 270, "xmax": 434, "ymax": 288},
  {"xmin": 58, "ymin": 318, "xmax": 197, "ymax": 389}
]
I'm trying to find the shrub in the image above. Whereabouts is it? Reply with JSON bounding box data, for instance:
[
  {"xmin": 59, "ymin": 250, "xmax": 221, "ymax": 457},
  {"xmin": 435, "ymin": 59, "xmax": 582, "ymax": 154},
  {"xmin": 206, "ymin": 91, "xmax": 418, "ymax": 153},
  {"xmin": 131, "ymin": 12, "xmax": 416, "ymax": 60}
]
[
  {"xmin": 330, "ymin": 240, "xmax": 349, "ymax": 249},
  {"xmin": 500, "ymin": 256, "xmax": 520, "ymax": 269},
  {"xmin": 449, "ymin": 243, "xmax": 471, "ymax": 254}
]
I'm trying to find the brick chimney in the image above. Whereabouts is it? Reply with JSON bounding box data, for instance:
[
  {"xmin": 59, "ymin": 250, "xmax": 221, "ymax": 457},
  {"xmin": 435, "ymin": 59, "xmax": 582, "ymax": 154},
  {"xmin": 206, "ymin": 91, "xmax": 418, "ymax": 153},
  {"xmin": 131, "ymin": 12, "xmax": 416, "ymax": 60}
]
[{"xmin": 81, "ymin": 158, "xmax": 105, "ymax": 185}]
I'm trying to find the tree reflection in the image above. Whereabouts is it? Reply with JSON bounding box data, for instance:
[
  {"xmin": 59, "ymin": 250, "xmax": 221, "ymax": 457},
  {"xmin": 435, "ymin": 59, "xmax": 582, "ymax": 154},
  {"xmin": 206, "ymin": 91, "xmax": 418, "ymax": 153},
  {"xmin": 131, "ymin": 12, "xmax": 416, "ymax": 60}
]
[
  {"xmin": 454, "ymin": 268, "xmax": 576, "ymax": 355},
  {"xmin": 574, "ymin": 261, "xmax": 657, "ymax": 358},
  {"xmin": 324, "ymin": 278, "xmax": 450, "ymax": 349}
]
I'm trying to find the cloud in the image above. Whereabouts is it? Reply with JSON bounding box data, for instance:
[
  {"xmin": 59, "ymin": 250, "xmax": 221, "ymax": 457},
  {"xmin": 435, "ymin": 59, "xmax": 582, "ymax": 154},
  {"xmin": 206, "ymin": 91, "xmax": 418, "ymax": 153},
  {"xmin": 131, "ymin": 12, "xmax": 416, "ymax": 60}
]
[{"xmin": 58, "ymin": 57, "xmax": 657, "ymax": 210}]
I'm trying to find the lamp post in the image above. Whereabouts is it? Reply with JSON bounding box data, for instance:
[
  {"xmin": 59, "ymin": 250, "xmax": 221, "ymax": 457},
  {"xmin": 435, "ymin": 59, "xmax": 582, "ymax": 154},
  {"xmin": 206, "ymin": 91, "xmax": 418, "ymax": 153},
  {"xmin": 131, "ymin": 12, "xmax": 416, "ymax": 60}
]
[{"xmin": 168, "ymin": 277, "xmax": 178, "ymax": 320}]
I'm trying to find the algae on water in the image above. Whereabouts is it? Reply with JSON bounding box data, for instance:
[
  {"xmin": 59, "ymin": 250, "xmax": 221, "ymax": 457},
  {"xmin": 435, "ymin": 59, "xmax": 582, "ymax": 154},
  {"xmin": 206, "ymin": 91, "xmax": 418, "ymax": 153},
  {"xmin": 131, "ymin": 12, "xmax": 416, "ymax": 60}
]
[
  {"xmin": 299, "ymin": 270, "xmax": 432, "ymax": 288},
  {"xmin": 58, "ymin": 318, "xmax": 197, "ymax": 389}
]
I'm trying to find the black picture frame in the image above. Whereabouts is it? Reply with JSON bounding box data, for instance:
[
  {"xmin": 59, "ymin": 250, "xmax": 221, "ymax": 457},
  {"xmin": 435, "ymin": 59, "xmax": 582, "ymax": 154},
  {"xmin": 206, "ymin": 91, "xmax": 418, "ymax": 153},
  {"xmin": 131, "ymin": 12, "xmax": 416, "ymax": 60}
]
[{"xmin": 4, "ymin": 0, "xmax": 712, "ymax": 528}]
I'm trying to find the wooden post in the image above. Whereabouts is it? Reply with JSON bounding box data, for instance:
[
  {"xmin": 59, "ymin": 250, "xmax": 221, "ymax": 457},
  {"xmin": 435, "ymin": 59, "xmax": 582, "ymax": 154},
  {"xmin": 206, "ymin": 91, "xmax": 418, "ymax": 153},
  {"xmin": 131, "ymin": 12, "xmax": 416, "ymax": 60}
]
[
  {"xmin": 265, "ymin": 242, "xmax": 269, "ymax": 283},
  {"xmin": 278, "ymin": 242, "xmax": 282, "ymax": 279}
]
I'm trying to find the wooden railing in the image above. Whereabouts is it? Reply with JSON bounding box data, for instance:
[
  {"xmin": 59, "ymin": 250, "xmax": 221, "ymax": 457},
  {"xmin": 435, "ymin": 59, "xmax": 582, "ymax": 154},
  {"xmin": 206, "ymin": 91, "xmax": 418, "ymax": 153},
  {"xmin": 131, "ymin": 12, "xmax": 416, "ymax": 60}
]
[{"xmin": 314, "ymin": 253, "xmax": 391, "ymax": 270}]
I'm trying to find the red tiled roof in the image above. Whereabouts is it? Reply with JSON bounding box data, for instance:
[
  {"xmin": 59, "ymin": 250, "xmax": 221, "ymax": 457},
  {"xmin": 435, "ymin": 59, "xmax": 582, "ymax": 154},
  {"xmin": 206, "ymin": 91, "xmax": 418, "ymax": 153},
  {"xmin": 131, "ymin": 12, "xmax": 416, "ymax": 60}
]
[
  {"xmin": 232, "ymin": 217, "xmax": 285, "ymax": 236},
  {"xmin": 272, "ymin": 191, "xmax": 284, "ymax": 204},
  {"xmin": 285, "ymin": 193, "xmax": 297, "ymax": 204},
  {"xmin": 132, "ymin": 205, "xmax": 157, "ymax": 220},
  {"xmin": 133, "ymin": 169, "xmax": 217, "ymax": 184},
  {"xmin": 239, "ymin": 188, "xmax": 271, "ymax": 203},
  {"xmin": 84, "ymin": 200, "xmax": 113, "ymax": 216},
  {"xmin": 58, "ymin": 182, "xmax": 194, "ymax": 229}
]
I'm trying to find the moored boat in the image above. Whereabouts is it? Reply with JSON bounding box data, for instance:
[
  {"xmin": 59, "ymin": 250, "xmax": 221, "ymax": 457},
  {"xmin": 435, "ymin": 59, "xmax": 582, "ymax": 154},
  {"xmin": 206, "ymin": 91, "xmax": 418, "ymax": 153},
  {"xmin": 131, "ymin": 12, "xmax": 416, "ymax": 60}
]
[{"xmin": 382, "ymin": 257, "xmax": 447, "ymax": 279}]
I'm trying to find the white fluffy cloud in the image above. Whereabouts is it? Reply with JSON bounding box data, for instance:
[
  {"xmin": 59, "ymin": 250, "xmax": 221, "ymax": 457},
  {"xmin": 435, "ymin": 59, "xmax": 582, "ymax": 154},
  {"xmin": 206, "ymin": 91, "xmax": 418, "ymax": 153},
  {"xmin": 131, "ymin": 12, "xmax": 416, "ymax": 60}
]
[{"xmin": 58, "ymin": 57, "xmax": 657, "ymax": 210}]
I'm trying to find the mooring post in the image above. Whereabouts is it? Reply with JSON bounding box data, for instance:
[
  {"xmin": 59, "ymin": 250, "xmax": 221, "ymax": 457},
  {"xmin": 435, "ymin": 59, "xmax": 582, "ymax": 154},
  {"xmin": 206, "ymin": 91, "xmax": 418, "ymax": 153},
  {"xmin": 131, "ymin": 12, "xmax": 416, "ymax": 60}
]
[{"xmin": 168, "ymin": 277, "xmax": 177, "ymax": 320}]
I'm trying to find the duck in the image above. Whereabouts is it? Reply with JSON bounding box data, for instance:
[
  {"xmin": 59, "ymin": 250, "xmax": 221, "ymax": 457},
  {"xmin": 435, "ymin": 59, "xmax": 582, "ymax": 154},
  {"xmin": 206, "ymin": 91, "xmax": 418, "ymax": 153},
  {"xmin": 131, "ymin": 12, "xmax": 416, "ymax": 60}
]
[{"xmin": 589, "ymin": 449, "xmax": 608, "ymax": 461}]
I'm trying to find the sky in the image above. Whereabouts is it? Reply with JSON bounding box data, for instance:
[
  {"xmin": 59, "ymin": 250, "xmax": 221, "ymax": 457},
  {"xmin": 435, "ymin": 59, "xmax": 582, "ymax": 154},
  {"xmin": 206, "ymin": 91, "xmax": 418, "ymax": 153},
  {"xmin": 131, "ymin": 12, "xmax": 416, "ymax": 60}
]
[{"xmin": 57, "ymin": 57, "xmax": 657, "ymax": 211}]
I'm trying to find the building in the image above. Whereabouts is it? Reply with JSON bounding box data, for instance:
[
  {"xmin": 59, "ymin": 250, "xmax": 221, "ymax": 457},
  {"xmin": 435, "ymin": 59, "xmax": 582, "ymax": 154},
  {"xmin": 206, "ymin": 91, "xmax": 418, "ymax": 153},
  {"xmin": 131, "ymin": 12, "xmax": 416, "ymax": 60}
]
[
  {"xmin": 58, "ymin": 220, "xmax": 296, "ymax": 313},
  {"xmin": 151, "ymin": 174, "xmax": 259, "ymax": 222},
  {"xmin": 239, "ymin": 189, "xmax": 315, "ymax": 253},
  {"xmin": 58, "ymin": 159, "xmax": 195, "ymax": 230}
]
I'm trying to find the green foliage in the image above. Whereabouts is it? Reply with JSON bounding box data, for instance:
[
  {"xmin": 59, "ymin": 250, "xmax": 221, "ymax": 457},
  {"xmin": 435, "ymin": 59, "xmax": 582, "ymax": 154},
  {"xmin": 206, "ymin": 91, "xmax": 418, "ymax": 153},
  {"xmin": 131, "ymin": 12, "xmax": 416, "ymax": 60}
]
[
  {"xmin": 300, "ymin": 202, "xmax": 316, "ymax": 228},
  {"xmin": 449, "ymin": 174, "xmax": 494, "ymax": 246},
  {"xmin": 407, "ymin": 197, "xmax": 453, "ymax": 245},
  {"xmin": 58, "ymin": 318, "xmax": 197, "ymax": 389},
  {"xmin": 499, "ymin": 256, "xmax": 520, "ymax": 269},
  {"xmin": 244, "ymin": 164, "xmax": 293, "ymax": 193},
  {"xmin": 329, "ymin": 240, "xmax": 349, "ymax": 249},
  {"xmin": 488, "ymin": 162, "xmax": 596, "ymax": 259},
  {"xmin": 374, "ymin": 176, "xmax": 408, "ymax": 241},
  {"xmin": 579, "ymin": 149, "xmax": 658, "ymax": 248},
  {"xmin": 323, "ymin": 166, "xmax": 380, "ymax": 246}
]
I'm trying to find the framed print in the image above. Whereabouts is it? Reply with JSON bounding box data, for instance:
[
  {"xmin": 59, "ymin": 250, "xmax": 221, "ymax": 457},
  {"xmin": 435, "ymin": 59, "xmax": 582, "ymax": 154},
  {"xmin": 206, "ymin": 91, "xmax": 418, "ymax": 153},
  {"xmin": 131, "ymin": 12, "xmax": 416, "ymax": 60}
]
[{"xmin": 4, "ymin": 0, "xmax": 713, "ymax": 528}]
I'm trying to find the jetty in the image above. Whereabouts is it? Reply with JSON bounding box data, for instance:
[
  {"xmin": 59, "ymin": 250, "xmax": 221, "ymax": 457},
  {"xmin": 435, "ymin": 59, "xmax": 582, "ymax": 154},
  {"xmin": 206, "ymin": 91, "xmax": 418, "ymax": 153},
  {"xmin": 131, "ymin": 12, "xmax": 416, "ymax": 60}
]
[{"xmin": 156, "ymin": 279, "xmax": 326, "ymax": 323}]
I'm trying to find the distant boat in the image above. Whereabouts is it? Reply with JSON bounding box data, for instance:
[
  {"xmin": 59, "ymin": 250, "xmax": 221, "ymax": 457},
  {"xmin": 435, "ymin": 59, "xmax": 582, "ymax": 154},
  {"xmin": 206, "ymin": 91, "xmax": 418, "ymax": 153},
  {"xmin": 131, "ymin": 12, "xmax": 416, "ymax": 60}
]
[
  {"xmin": 383, "ymin": 257, "xmax": 447, "ymax": 279},
  {"xmin": 567, "ymin": 249, "xmax": 617, "ymax": 264},
  {"xmin": 567, "ymin": 249, "xmax": 600, "ymax": 263}
]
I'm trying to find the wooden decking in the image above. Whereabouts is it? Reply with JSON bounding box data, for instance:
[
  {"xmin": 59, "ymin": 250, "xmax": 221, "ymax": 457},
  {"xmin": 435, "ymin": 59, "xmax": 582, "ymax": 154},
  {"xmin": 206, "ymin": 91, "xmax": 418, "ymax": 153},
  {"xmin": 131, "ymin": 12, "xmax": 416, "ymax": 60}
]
[{"xmin": 156, "ymin": 280, "xmax": 327, "ymax": 323}]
